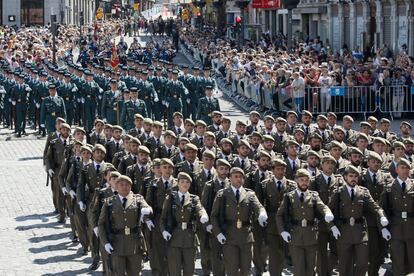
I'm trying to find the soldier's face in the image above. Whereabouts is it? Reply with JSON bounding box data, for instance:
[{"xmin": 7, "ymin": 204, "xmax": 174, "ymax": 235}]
[
  {"xmin": 49, "ymin": 88, "xmax": 57, "ymax": 96},
  {"xmin": 123, "ymin": 140, "xmax": 131, "ymax": 151},
  {"xmin": 185, "ymin": 123, "xmax": 194, "ymax": 132},
  {"xmin": 203, "ymin": 157, "xmax": 215, "ymax": 169},
  {"xmin": 307, "ymin": 156, "xmax": 319, "ymax": 168},
  {"xmin": 250, "ymin": 114, "xmax": 259, "ymax": 124},
  {"xmin": 131, "ymin": 92, "xmax": 138, "ymax": 100},
  {"xmin": 264, "ymin": 120, "xmax": 273, "ymax": 129},
  {"xmin": 217, "ymin": 166, "xmax": 230, "ymax": 179},
  {"xmin": 330, "ymin": 147, "xmax": 342, "ymax": 159},
  {"xmin": 222, "ymin": 121, "xmax": 230, "ymax": 131},
  {"xmin": 296, "ymin": 176, "xmax": 310, "ymax": 191},
  {"xmin": 258, "ymin": 157, "xmax": 270, "ymax": 171},
  {"xmin": 152, "ymin": 166, "xmax": 162, "ymax": 177},
  {"xmin": 302, "ymin": 115, "xmax": 311, "ymax": 125},
  {"xmin": 221, "ymin": 143, "xmax": 232, "ymax": 155},
  {"xmin": 327, "ymin": 116, "xmax": 336, "ymax": 126},
  {"xmin": 179, "ymin": 141, "xmax": 188, "ymax": 151},
  {"xmin": 161, "ymin": 164, "xmax": 173, "ymax": 177},
  {"xmin": 93, "ymin": 149, "xmax": 105, "ymax": 162},
  {"xmin": 236, "ymin": 125, "xmax": 246, "ymax": 135},
  {"xmin": 178, "ymin": 179, "xmax": 191, "ymax": 193},
  {"xmin": 113, "ymin": 130, "xmax": 122, "ymax": 139},
  {"xmin": 394, "ymin": 147, "xmax": 405, "ymax": 158},
  {"xmin": 350, "ymin": 154, "xmax": 362, "ymax": 166},
  {"xmin": 249, "ymin": 136, "xmax": 261, "ymax": 146},
  {"xmin": 165, "ymin": 136, "xmax": 175, "ymax": 146},
  {"xmin": 213, "ymin": 116, "xmax": 222, "ymax": 125},
  {"xmin": 196, "ymin": 126, "xmax": 206, "ymax": 135},
  {"xmin": 397, "ymin": 165, "xmax": 410, "ymax": 180},
  {"xmin": 263, "ymin": 140, "xmax": 274, "ymax": 150},
  {"xmin": 74, "ymin": 144, "xmax": 82, "ymax": 155},
  {"xmin": 138, "ymin": 152, "xmax": 149, "ymax": 164},
  {"xmin": 173, "ymin": 116, "xmax": 183, "ymax": 126},
  {"xmin": 61, "ymin": 127, "xmax": 70, "ymax": 138},
  {"xmin": 81, "ymin": 150, "xmax": 91, "ymax": 161},
  {"xmin": 333, "ymin": 131, "xmax": 344, "ymax": 141},
  {"xmin": 153, "ymin": 126, "xmax": 163, "ymax": 136},
  {"xmin": 75, "ymin": 132, "xmax": 84, "ymax": 142},
  {"xmin": 372, "ymin": 143, "xmax": 385, "ymax": 154},
  {"xmin": 130, "ymin": 143, "xmax": 139, "ymax": 154},
  {"xmin": 321, "ymin": 161, "xmax": 335, "ymax": 175},
  {"xmin": 276, "ymin": 122, "xmax": 286, "ymax": 132},
  {"xmin": 184, "ymin": 150, "xmax": 197, "ymax": 162},
  {"xmin": 405, "ymin": 144, "xmax": 414, "ymax": 155},
  {"xmin": 230, "ymin": 172, "xmax": 244, "ymax": 188},
  {"xmin": 238, "ymin": 145, "xmax": 250, "ymax": 157},
  {"xmin": 400, "ymin": 125, "xmax": 411, "ymax": 135},
  {"xmin": 96, "ymin": 123, "xmax": 104, "ymax": 132},
  {"xmin": 345, "ymin": 173, "xmax": 359, "ymax": 186},
  {"xmin": 367, "ymin": 159, "xmax": 381, "ymax": 172},
  {"xmin": 356, "ymin": 139, "xmax": 368, "ymax": 150},
  {"xmin": 287, "ymin": 145, "xmax": 298, "ymax": 157},
  {"xmin": 294, "ymin": 132, "xmax": 304, "ymax": 143},
  {"xmin": 105, "ymin": 128, "xmax": 113, "ymax": 138},
  {"xmin": 205, "ymin": 137, "xmax": 214, "ymax": 147},
  {"xmin": 368, "ymin": 121, "xmax": 377, "ymax": 129},
  {"xmin": 205, "ymin": 90, "xmax": 213, "ymax": 97},
  {"xmin": 117, "ymin": 180, "xmax": 131, "ymax": 197},
  {"xmin": 109, "ymin": 176, "xmax": 118, "ymax": 190},
  {"xmin": 317, "ymin": 120, "xmax": 327, "ymax": 129},
  {"xmin": 381, "ymin": 123, "xmax": 390, "ymax": 132}
]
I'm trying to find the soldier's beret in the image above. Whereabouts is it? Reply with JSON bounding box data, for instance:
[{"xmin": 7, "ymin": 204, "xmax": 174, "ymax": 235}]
[
  {"xmin": 192, "ymin": 66, "xmax": 200, "ymax": 70},
  {"xmin": 330, "ymin": 140, "xmax": 343, "ymax": 150},
  {"xmin": 80, "ymin": 145, "xmax": 92, "ymax": 154},
  {"xmin": 276, "ymin": 117, "xmax": 287, "ymax": 124},
  {"xmin": 285, "ymin": 140, "xmax": 300, "ymax": 148},
  {"xmin": 74, "ymin": 127, "xmax": 86, "ymax": 135},
  {"xmin": 204, "ymin": 131, "xmax": 216, "ymax": 139},
  {"xmin": 307, "ymin": 150, "xmax": 320, "ymax": 159},
  {"xmin": 178, "ymin": 172, "xmax": 192, "ymax": 182},
  {"xmin": 123, "ymin": 134, "xmax": 132, "ymax": 141},
  {"xmin": 164, "ymin": 130, "xmax": 177, "ymax": 138},
  {"xmin": 142, "ymin": 70, "xmax": 148, "ymax": 75},
  {"xmin": 367, "ymin": 116, "xmax": 378, "ymax": 123},
  {"xmin": 130, "ymin": 87, "xmax": 139, "ymax": 92},
  {"xmin": 130, "ymin": 137, "xmax": 141, "ymax": 145},
  {"xmin": 181, "ymin": 65, "xmax": 189, "ymax": 69},
  {"xmin": 178, "ymin": 137, "xmax": 190, "ymax": 143},
  {"xmin": 236, "ymin": 120, "xmax": 247, "ymax": 127},
  {"xmin": 64, "ymin": 73, "xmax": 71, "ymax": 77},
  {"xmin": 293, "ymin": 128, "xmax": 305, "ymax": 135},
  {"xmin": 48, "ymin": 84, "xmax": 56, "ymax": 89},
  {"xmin": 257, "ymin": 150, "xmax": 271, "ymax": 160},
  {"xmin": 393, "ymin": 141, "xmax": 406, "ymax": 150},
  {"xmin": 287, "ymin": 110, "xmax": 298, "ymax": 117},
  {"xmin": 153, "ymin": 121, "xmax": 163, "ymax": 127},
  {"xmin": 321, "ymin": 154, "xmax": 336, "ymax": 164},
  {"xmin": 238, "ymin": 139, "xmax": 251, "ymax": 149},
  {"xmin": 250, "ymin": 131, "xmax": 263, "ymax": 139},
  {"xmin": 60, "ymin": 123, "xmax": 71, "ymax": 130},
  {"xmin": 212, "ymin": 111, "xmax": 223, "ymax": 117},
  {"xmin": 113, "ymin": 125, "xmax": 123, "ymax": 132},
  {"xmin": 41, "ymin": 71, "xmax": 48, "ymax": 76},
  {"xmin": 195, "ymin": 120, "xmax": 207, "ymax": 127},
  {"xmin": 343, "ymin": 115, "xmax": 354, "ymax": 122},
  {"xmin": 220, "ymin": 138, "xmax": 233, "ymax": 145},
  {"xmin": 203, "ymin": 67, "xmax": 211, "ymax": 71},
  {"xmin": 104, "ymin": 123, "xmax": 113, "ymax": 129},
  {"xmin": 72, "ymin": 140, "xmax": 84, "ymax": 147},
  {"xmin": 262, "ymin": 134, "xmax": 274, "ymax": 142},
  {"xmin": 93, "ymin": 144, "xmax": 106, "ymax": 154},
  {"xmin": 271, "ymin": 158, "xmax": 287, "ymax": 167},
  {"xmin": 380, "ymin": 118, "xmax": 391, "ymax": 124},
  {"xmin": 138, "ymin": 145, "xmax": 150, "ymax": 154},
  {"xmin": 185, "ymin": 119, "xmax": 195, "ymax": 126},
  {"xmin": 249, "ymin": 111, "xmax": 260, "ymax": 117},
  {"xmin": 263, "ymin": 115, "xmax": 275, "ymax": 122},
  {"xmin": 317, "ymin": 114, "xmax": 328, "ymax": 121},
  {"xmin": 401, "ymin": 121, "xmax": 412, "ymax": 129},
  {"xmin": 398, "ymin": 158, "xmax": 411, "ymax": 168},
  {"xmin": 110, "ymin": 78, "xmax": 117, "ymax": 83},
  {"xmin": 230, "ymin": 167, "xmax": 245, "ymax": 176},
  {"xmin": 116, "ymin": 175, "xmax": 133, "ymax": 185},
  {"xmin": 185, "ymin": 143, "xmax": 198, "ymax": 151},
  {"xmin": 345, "ymin": 165, "xmax": 360, "ymax": 175},
  {"xmin": 152, "ymin": 158, "xmax": 161, "ymax": 167},
  {"xmin": 295, "ymin": 168, "xmax": 311, "ymax": 178},
  {"xmin": 109, "ymin": 171, "xmax": 121, "ymax": 179},
  {"xmin": 403, "ymin": 139, "xmax": 414, "ymax": 145},
  {"xmin": 95, "ymin": 119, "xmax": 104, "ymax": 125},
  {"xmin": 160, "ymin": 158, "xmax": 174, "ymax": 167},
  {"xmin": 56, "ymin": 117, "xmax": 66, "ymax": 123},
  {"xmin": 348, "ymin": 147, "xmax": 363, "ymax": 155},
  {"xmin": 205, "ymin": 86, "xmax": 213, "ymax": 90},
  {"xmin": 84, "ymin": 70, "xmax": 93, "ymax": 76},
  {"xmin": 142, "ymin": 118, "xmax": 152, "ymax": 124},
  {"xmin": 372, "ymin": 137, "xmax": 386, "ymax": 145},
  {"xmin": 202, "ymin": 150, "xmax": 216, "ymax": 159},
  {"xmin": 302, "ymin": 110, "xmax": 313, "ymax": 117},
  {"xmin": 216, "ymin": 159, "xmax": 231, "ymax": 168},
  {"xmin": 222, "ymin": 116, "xmax": 231, "ymax": 123},
  {"xmin": 308, "ymin": 132, "xmax": 322, "ymax": 140},
  {"xmin": 333, "ymin": 126, "xmax": 345, "ymax": 133},
  {"xmin": 356, "ymin": 133, "xmax": 369, "ymax": 141},
  {"xmin": 172, "ymin": 69, "xmax": 179, "ymax": 74},
  {"xmin": 122, "ymin": 88, "xmax": 130, "ymax": 93},
  {"xmin": 367, "ymin": 151, "xmax": 383, "ymax": 163},
  {"xmin": 360, "ymin": 121, "xmax": 372, "ymax": 128},
  {"xmin": 173, "ymin": 112, "xmax": 183, "ymax": 118},
  {"xmin": 327, "ymin": 112, "xmax": 337, "ymax": 119},
  {"xmin": 133, "ymin": 114, "xmax": 143, "ymax": 120}
]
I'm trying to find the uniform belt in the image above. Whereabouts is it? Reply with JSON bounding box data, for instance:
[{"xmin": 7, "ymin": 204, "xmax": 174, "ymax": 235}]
[
  {"xmin": 340, "ymin": 218, "xmax": 364, "ymax": 224},
  {"xmin": 226, "ymin": 220, "xmax": 250, "ymax": 227},
  {"xmin": 291, "ymin": 219, "xmax": 315, "ymax": 226},
  {"xmin": 174, "ymin": 222, "xmax": 194, "ymax": 230},
  {"xmin": 111, "ymin": 226, "xmax": 139, "ymax": 235}
]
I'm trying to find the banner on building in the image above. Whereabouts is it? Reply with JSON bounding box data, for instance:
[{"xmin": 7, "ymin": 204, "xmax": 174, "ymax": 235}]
[{"xmin": 252, "ymin": 0, "xmax": 281, "ymax": 9}]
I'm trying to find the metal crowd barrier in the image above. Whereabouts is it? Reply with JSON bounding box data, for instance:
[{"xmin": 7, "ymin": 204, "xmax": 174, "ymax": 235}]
[{"xmin": 378, "ymin": 85, "xmax": 413, "ymax": 118}]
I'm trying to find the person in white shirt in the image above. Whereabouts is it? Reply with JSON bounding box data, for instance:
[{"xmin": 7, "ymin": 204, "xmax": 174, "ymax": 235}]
[
  {"xmin": 318, "ymin": 68, "xmax": 333, "ymax": 113},
  {"xmin": 290, "ymin": 72, "xmax": 306, "ymax": 114}
]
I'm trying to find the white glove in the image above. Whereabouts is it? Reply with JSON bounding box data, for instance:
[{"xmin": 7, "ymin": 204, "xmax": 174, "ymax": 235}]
[
  {"xmin": 331, "ymin": 226, "xmax": 341, "ymax": 240},
  {"xmin": 69, "ymin": 190, "xmax": 76, "ymax": 199},
  {"xmin": 12, "ymin": 101, "xmax": 16, "ymax": 106},
  {"xmin": 48, "ymin": 169, "xmax": 55, "ymax": 177},
  {"xmin": 154, "ymin": 97, "xmax": 159, "ymax": 102},
  {"xmin": 61, "ymin": 187, "xmax": 68, "ymax": 195},
  {"xmin": 206, "ymin": 224, "xmax": 213, "ymax": 233},
  {"xmin": 8, "ymin": 98, "xmax": 11, "ymax": 102},
  {"xmin": 162, "ymin": 100, "xmax": 166, "ymax": 105},
  {"xmin": 98, "ymin": 95, "xmax": 102, "ymax": 100},
  {"xmin": 186, "ymin": 98, "xmax": 190, "ymax": 104},
  {"xmin": 81, "ymin": 98, "xmax": 85, "ymax": 103},
  {"xmin": 141, "ymin": 207, "xmax": 152, "ymax": 216},
  {"xmin": 146, "ymin": 220, "xmax": 155, "ymax": 231},
  {"xmin": 36, "ymin": 103, "xmax": 40, "ymax": 108},
  {"xmin": 258, "ymin": 212, "xmax": 268, "ymax": 227},
  {"xmin": 281, "ymin": 231, "xmax": 291, "ymax": 243},
  {"xmin": 165, "ymin": 102, "xmax": 169, "ymax": 108},
  {"xmin": 93, "ymin": 227, "xmax": 99, "ymax": 237},
  {"xmin": 216, "ymin": 233, "xmax": 226, "ymax": 244},
  {"xmin": 184, "ymin": 90, "xmax": 189, "ymax": 95},
  {"xmin": 162, "ymin": 230, "xmax": 172, "ymax": 241},
  {"xmin": 325, "ymin": 213, "xmax": 334, "ymax": 223},
  {"xmin": 104, "ymin": 243, "xmax": 113, "ymax": 254},
  {"xmin": 380, "ymin": 216, "xmax": 389, "ymax": 227},
  {"xmin": 200, "ymin": 214, "xmax": 209, "ymax": 224},
  {"xmin": 381, "ymin": 228, "xmax": 391, "ymax": 241},
  {"xmin": 78, "ymin": 201, "xmax": 86, "ymax": 212},
  {"xmin": 40, "ymin": 124, "xmax": 45, "ymax": 128},
  {"xmin": 76, "ymin": 98, "xmax": 81, "ymax": 103}
]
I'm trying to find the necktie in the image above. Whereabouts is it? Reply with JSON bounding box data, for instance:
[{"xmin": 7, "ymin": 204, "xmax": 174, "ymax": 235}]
[
  {"xmin": 167, "ymin": 148, "xmax": 172, "ymax": 156},
  {"xmin": 351, "ymin": 188, "xmax": 355, "ymax": 201},
  {"xmin": 279, "ymin": 135, "xmax": 283, "ymax": 141},
  {"xmin": 133, "ymin": 156, "xmax": 137, "ymax": 163},
  {"xmin": 140, "ymin": 166, "xmax": 145, "ymax": 175},
  {"xmin": 181, "ymin": 194, "xmax": 185, "ymax": 206},
  {"xmin": 225, "ymin": 156, "xmax": 229, "ymax": 161},
  {"xmin": 156, "ymin": 138, "xmax": 160, "ymax": 147},
  {"xmin": 277, "ymin": 181, "xmax": 282, "ymax": 191},
  {"xmin": 402, "ymin": 182, "xmax": 406, "ymax": 192},
  {"xmin": 96, "ymin": 164, "xmax": 100, "ymax": 174},
  {"xmin": 235, "ymin": 189, "xmax": 240, "ymax": 202},
  {"xmin": 292, "ymin": 160, "xmax": 296, "ymax": 171},
  {"xmin": 224, "ymin": 133, "xmax": 227, "ymax": 138},
  {"xmin": 241, "ymin": 159, "xmax": 245, "ymax": 168},
  {"xmin": 200, "ymin": 137, "xmax": 204, "ymax": 146},
  {"xmin": 187, "ymin": 134, "xmax": 191, "ymax": 138},
  {"xmin": 122, "ymin": 197, "xmax": 127, "ymax": 208},
  {"xmin": 254, "ymin": 126, "xmax": 257, "ymax": 131},
  {"xmin": 177, "ymin": 128, "xmax": 181, "ymax": 134},
  {"xmin": 164, "ymin": 181, "xmax": 169, "ymax": 190},
  {"xmin": 76, "ymin": 156, "xmax": 81, "ymax": 162},
  {"xmin": 312, "ymin": 171, "xmax": 316, "ymax": 177},
  {"xmin": 409, "ymin": 156, "xmax": 413, "ymax": 163},
  {"xmin": 327, "ymin": 176, "xmax": 331, "ymax": 186},
  {"xmin": 207, "ymin": 170, "xmax": 212, "ymax": 180},
  {"xmin": 300, "ymin": 192, "xmax": 304, "ymax": 202},
  {"xmin": 260, "ymin": 172, "xmax": 265, "ymax": 182},
  {"xmin": 372, "ymin": 173, "xmax": 377, "ymax": 186},
  {"xmin": 116, "ymin": 142, "xmax": 120, "ymax": 151},
  {"xmin": 305, "ymin": 127, "xmax": 309, "ymax": 136},
  {"xmin": 220, "ymin": 181, "xmax": 224, "ymax": 188},
  {"xmin": 63, "ymin": 140, "xmax": 67, "ymax": 147},
  {"xmin": 346, "ymin": 130, "xmax": 350, "ymax": 141}
]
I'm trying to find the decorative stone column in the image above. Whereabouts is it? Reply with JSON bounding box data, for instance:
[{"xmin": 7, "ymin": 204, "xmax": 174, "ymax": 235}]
[
  {"xmin": 361, "ymin": 0, "xmax": 370, "ymax": 50},
  {"xmin": 327, "ymin": 2, "xmax": 333, "ymax": 48},
  {"xmin": 390, "ymin": 0, "xmax": 398, "ymax": 52},
  {"xmin": 375, "ymin": 0, "xmax": 383, "ymax": 48},
  {"xmin": 338, "ymin": 3, "xmax": 344, "ymax": 49},
  {"xmin": 349, "ymin": 1, "xmax": 356, "ymax": 50}
]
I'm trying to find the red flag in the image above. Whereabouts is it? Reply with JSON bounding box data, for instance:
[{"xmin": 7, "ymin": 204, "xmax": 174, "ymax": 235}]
[
  {"xmin": 111, "ymin": 41, "xmax": 120, "ymax": 68},
  {"xmin": 93, "ymin": 22, "xmax": 99, "ymax": 41}
]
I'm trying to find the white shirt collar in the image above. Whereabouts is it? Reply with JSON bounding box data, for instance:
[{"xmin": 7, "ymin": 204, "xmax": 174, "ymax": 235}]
[
  {"xmin": 397, "ymin": 177, "xmax": 409, "ymax": 186},
  {"xmin": 93, "ymin": 160, "xmax": 103, "ymax": 168},
  {"xmin": 368, "ymin": 169, "xmax": 378, "ymax": 179},
  {"xmin": 322, "ymin": 172, "xmax": 333, "ymax": 182},
  {"xmin": 118, "ymin": 194, "xmax": 127, "ymax": 203},
  {"xmin": 346, "ymin": 184, "xmax": 357, "ymax": 197},
  {"xmin": 296, "ymin": 189, "xmax": 308, "ymax": 197},
  {"xmin": 178, "ymin": 191, "xmax": 188, "ymax": 199},
  {"xmin": 162, "ymin": 176, "xmax": 173, "ymax": 184},
  {"xmin": 231, "ymin": 185, "xmax": 240, "ymax": 195}
]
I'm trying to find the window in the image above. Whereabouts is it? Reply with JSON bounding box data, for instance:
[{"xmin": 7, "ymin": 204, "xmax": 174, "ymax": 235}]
[{"xmin": 21, "ymin": 0, "xmax": 44, "ymax": 26}]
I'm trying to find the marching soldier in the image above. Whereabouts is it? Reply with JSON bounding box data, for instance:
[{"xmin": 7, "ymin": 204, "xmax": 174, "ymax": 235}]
[
  {"xmin": 128, "ymin": 114, "xmax": 144, "ymax": 138},
  {"xmin": 174, "ymin": 143, "xmax": 203, "ymax": 194},
  {"xmin": 276, "ymin": 169, "xmax": 334, "ymax": 276},
  {"xmin": 11, "ymin": 74, "xmax": 31, "ymax": 137},
  {"xmin": 105, "ymin": 125, "xmax": 124, "ymax": 163},
  {"xmin": 197, "ymin": 86, "xmax": 220, "ymax": 125},
  {"xmin": 88, "ymin": 119, "xmax": 106, "ymax": 146},
  {"xmin": 120, "ymin": 87, "xmax": 148, "ymax": 131},
  {"xmin": 98, "ymin": 175, "xmax": 153, "ymax": 276},
  {"xmin": 40, "ymin": 84, "xmax": 67, "ymax": 134},
  {"xmin": 117, "ymin": 137, "xmax": 141, "ymax": 175},
  {"xmin": 101, "ymin": 79, "xmax": 120, "ymax": 125},
  {"xmin": 207, "ymin": 111, "xmax": 222, "ymax": 133},
  {"xmin": 125, "ymin": 145, "xmax": 152, "ymax": 194},
  {"xmin": 329, "ymin": 165, "xmax": 389, "ymax": 276},
  {"xmin": 160, "ymin": 172, "xmax": 209, "ymax": 276},
  {"xmin": 246, "ymin": 111, "xmax": 260, "ymax": 135},
  {"xmin": 231, "ymin": 139, "xmax": 256, "ymax": 174},
  {"xmin": 211, "ymin": 167, "xmax": 268, "ymax": 276}
]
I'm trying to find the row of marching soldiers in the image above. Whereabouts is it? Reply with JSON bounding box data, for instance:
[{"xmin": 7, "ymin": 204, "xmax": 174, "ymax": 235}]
[{"xmin": 43, "ymin": 109, "xmax": 414, "ymax": 276}]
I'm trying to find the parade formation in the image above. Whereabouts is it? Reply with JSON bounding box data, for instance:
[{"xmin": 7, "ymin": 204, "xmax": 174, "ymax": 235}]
[{"xmin": 1, "ymin": 11, "xmax": 414, "ymax": 276}]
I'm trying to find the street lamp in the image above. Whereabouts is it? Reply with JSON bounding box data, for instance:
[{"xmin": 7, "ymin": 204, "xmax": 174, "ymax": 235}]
[{"xmin": 235, "ymin": 0, "xmax": 250, "ymax": 48}]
